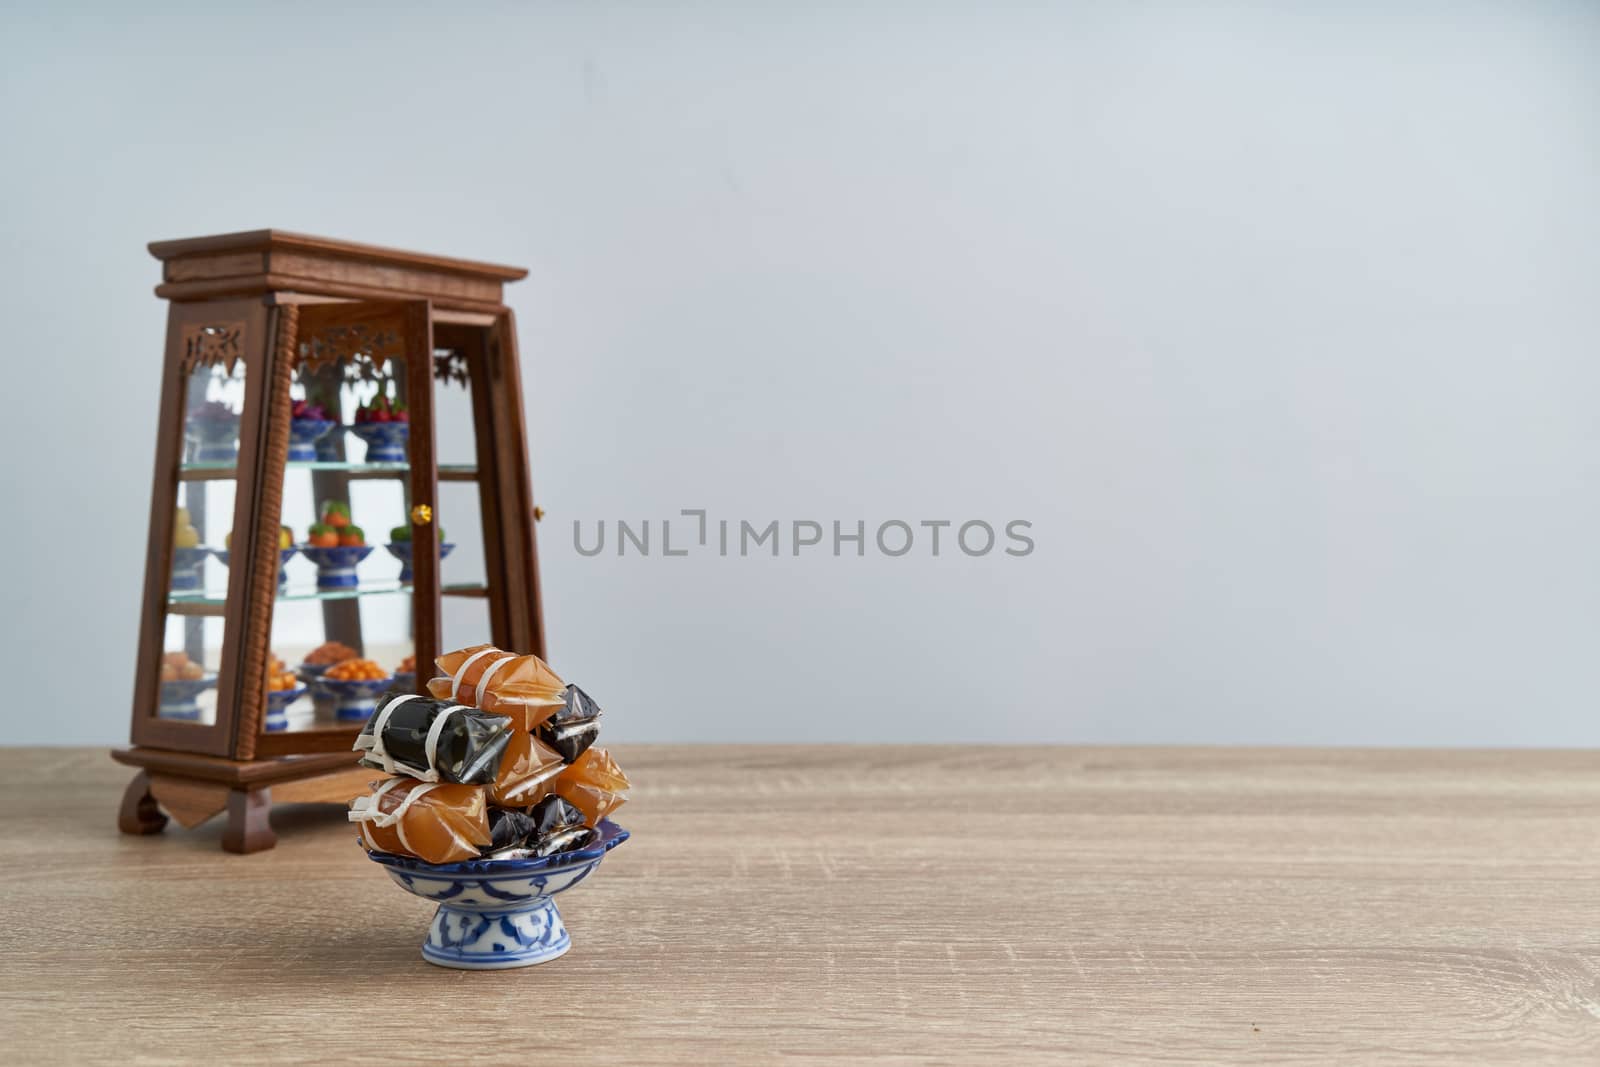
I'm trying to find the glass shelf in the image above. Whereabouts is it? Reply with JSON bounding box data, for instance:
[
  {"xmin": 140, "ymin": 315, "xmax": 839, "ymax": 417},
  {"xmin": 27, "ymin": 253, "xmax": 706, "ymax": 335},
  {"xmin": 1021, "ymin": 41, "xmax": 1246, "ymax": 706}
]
[
  {"xmin": 180, "ymin": 460, "xmax": 477, "ymax": 481},
  {"xmin": 168, "ymin": 579, "xmax": 488, "ymax": 606}
]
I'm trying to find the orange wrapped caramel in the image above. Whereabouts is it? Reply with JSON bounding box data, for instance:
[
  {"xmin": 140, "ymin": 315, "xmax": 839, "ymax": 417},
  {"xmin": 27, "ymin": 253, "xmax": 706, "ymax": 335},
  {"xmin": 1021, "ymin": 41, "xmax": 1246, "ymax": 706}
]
[
  {"xmin": 489, "ymin": 730, "xmax": 567, "ymax": 807},
  {"xmin": 348, "ymin": 779, "xmax": 491, "ymax": 864},
  {"xmin": 552, "ymin": 747, "xmax": 630, "ymax": 826},
  {"xmin": 479, "ymin": 682, "xmax": 566, "ymax": 732},
  {"xmin": 429, "ymin": 644, "xmax": 564, "ymax": 708}
]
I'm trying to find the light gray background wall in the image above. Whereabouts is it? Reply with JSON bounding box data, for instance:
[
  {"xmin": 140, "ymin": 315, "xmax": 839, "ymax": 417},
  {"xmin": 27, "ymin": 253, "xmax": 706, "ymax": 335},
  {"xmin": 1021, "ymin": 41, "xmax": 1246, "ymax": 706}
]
[{"xmin": 2, "ymin": 2, "xmax": 1597, "ymax": 746}]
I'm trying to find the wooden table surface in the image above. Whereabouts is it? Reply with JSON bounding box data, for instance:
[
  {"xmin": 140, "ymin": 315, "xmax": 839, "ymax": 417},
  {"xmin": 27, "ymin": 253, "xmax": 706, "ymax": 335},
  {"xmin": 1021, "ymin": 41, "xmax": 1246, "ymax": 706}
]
[{"xmin": 2, "ymin": 746, "xmax": 1598, "ymax": 1064}]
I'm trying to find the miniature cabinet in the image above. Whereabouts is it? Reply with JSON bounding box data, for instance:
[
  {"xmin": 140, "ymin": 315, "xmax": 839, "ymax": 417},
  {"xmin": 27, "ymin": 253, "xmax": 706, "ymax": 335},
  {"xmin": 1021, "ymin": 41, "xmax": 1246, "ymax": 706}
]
[{"xmin": 114, "ymin": 230, "xmax": 546, "ymax": 853}]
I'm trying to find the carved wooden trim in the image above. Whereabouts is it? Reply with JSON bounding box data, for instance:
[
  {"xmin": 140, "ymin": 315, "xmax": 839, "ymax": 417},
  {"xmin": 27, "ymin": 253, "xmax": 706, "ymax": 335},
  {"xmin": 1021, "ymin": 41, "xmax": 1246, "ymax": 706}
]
[
  {"xmin": 179, "ymin": 321, "xmax": 247, "ymax": 375},
  {"xmin": 232, "ymin": 304, "xmax": 298, "ymax": 758},
  {"xmin": 434, "ymin": 349, "xmax": 470, "ymax": 388},
  {"xmin": 298, "ymin": 321, "xmax": 404, "ymax": 374}
]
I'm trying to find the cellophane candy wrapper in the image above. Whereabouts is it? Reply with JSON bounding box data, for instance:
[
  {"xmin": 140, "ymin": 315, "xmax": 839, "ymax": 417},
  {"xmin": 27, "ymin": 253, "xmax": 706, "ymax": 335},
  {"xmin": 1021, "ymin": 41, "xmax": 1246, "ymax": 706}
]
[
  {"xmin": 487, "ymin": 807, "xmax": 537, "ymax": 853},
  {"xmin": 553, "ymin": 747, "xmax": 630, "ymax": 825},
  {"xmin": 429, "ymin": 645, "xmax": 565, "ymax": 708},
  {"xmin": 479, "ymin": 682, "xmax": 566, "ymax": 732},
  {"xmin": 354, "ymin": 692, "xmax": 513, "ymax": 785},
  {"xmin": 349, "ymin": 778, "xmax": 492, "ymax": 864},
  {"xmin": 525, "ymin": 795, "xmax": 593, "ymax": 856},
  {"xmin": 489, "ymin": 729, "xmax": 567, "ymax": 807},
  {"xmin": 539, "ymin": 684, "xmax": 603, "ymax": 763}
]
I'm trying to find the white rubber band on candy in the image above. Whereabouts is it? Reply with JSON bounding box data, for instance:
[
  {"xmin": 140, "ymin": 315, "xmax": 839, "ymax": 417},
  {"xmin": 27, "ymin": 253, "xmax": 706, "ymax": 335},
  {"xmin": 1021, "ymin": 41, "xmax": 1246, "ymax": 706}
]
[
  {"xmin": 450, "ymin": 648, "xmax": 501, "ymax": 702},
  {"xmin": 421, "ymin": 705, "xmax": 470, "ymax": 781},
  {"xmin": 473, "ymin": 654, "xmax": 516, "ymax": 706},
  {"xmin": 349, "ymin": 777, "xmax": 443, "ymax": 857},
  {"xmin": 356, "ymin": 693, "xmax": 423, "ymax": 776}
]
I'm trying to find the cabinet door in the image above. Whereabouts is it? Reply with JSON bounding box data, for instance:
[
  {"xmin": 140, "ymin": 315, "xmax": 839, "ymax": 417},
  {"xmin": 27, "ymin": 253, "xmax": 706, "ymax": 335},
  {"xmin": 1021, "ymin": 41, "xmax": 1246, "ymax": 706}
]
[
  {"xmin": 131, "ymin": 298, "xmax": 274, "ymax": 758},
  {"xmin": 250, "ymin": 299, "xmax": 437, "ymax": 756},
  {"xmin": 432, "ymin": 311, "xmax": 544, "ymax": 660}
]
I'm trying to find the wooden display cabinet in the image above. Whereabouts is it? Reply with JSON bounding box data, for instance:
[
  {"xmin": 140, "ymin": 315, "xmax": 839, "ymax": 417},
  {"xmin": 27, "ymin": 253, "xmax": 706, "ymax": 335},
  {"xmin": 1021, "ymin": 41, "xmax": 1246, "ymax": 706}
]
[{"xmin": 114, "ymin": 230, "xmax": 546, "ymax": 853}]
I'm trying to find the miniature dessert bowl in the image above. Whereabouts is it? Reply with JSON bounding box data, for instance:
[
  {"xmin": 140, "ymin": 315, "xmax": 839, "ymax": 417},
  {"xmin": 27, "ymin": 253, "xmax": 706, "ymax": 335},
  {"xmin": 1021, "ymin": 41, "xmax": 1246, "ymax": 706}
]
[
  {"xmin": 263, "ymin": 683, "xmax": 307, "ymax": 731},
  {"xmin": 385, "ymin": 540, "xmax": 455, "ymax": 582},
  {"xmin": 298, "ymin": 543, "xmax": 374, "ymax": 588},
  {"xmin": 366, "ymin": 819, "xmax": 629, "ymax": 969},
  {"xmin": 214, "ymin": 546, "xmax": 298, "ymax": 589},
  {"xmin": 348, "ymin": 421, "xmax": 409, "ymax": 463},
  {"xmin": 287, "ymin": 417, "xmax": 337, "ymax": 461},
  {"xmin": 158, "ymin": 674, "xmax": 217, "ymax": 720},
  {"xmin": 185, "ymin": 402, "xmax": 240, "ymax": 462},
  {"xmin": 168, "ymin": 546, "xmax": 211, "ymax": 592},
  {"xmin": 311, "ymin": 674, "xmax": 392, "ymax": 721}
]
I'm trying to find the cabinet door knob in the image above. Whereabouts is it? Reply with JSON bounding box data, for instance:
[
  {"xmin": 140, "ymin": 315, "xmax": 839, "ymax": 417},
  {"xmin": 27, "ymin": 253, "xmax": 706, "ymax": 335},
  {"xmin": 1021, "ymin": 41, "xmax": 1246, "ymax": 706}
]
[
  {"xmin": 533, "ymin": 506, "xmax": 545, "ymax": 522},
  {"xmin": 411, "ymin": 504, "xmax": 433, "ymax": 525}
]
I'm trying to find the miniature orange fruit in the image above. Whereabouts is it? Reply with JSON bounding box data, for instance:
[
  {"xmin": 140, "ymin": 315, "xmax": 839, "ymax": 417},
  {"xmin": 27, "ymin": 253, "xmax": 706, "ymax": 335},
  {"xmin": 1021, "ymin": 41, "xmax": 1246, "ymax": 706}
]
[
  {"xmin": 304, "ymin": 641, "xmax": 359, "ymax": 666},
  {"xmin": 326, "ymin": 658, "xmax": 387, "ymax": 682}
]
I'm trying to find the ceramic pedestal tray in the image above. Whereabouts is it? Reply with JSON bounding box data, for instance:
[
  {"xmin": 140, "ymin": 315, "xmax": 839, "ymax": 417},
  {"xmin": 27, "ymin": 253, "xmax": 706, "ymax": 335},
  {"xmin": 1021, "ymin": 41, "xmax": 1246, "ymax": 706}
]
[{"xmin": 366, "ymin": 819, "xmax": 629, "ymax": 970}]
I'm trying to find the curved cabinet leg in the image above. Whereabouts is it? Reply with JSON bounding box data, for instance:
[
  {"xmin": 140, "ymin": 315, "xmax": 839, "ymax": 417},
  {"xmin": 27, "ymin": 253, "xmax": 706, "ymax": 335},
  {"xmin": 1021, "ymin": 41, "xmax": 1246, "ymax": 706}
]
[
  {"xmin": 118, "ymin": 771, "xmax": 168, "ymax": 835},
  {"xmin": 221, "ymin": 787, "xmax": 276, "ymax": 854}
]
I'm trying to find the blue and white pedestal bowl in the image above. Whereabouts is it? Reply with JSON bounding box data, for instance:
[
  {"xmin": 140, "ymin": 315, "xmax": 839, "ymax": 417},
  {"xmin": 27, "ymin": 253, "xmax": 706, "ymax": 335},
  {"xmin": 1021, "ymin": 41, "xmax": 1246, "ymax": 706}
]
[
  {"xmin": 299, "ymin": 544, "xmax": 374, "ymax": 588},
  {"xmin": 214, "ymin": 547, "xmax": 297, "ymax": 589},
  {"xmin": 287, "ymin": 418, "xmax": 337, "ymax": 462},
  {"xmin": 385, "ymin": 541, "xmax": 455, "ymax": 583},
  {"xmin": 297, "ymin": 662, "xmax": 335, "ymax": 719},
  {"xmin": 264, "ymin": 684, "xmax": 307, "ymax": 732},
  {"xmin": 168, "ymin": 546, "xmax": 211, "ymax": 592},
  {"xmin": 348, "ymin": 422, "xmax": 409, "ymax": 463},
  {"xmin": 367, "ymin": 820, "xmax": 629, "ymax": 970},
  {"xmin": 312, "ymin": 676, "xmax": 393, "ymax": 722},
  {"xmin": 158, "ymin": 675, "xmax": 217, "ymax": 721},
  {"xmin": 391, "ymin": 671, "xmax": 417, "ymax": 692},
  {"xmin": 187, "ymin": 423, "xmax": 239, "ymax": 464}
]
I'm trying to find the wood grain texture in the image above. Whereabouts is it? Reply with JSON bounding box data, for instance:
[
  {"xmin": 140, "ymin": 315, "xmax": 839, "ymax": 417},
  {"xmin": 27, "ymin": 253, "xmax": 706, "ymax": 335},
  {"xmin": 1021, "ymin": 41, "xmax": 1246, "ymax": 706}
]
[{"xmin": 2, "ymin": 746, "xmax": 1598, "ymax": 1065}]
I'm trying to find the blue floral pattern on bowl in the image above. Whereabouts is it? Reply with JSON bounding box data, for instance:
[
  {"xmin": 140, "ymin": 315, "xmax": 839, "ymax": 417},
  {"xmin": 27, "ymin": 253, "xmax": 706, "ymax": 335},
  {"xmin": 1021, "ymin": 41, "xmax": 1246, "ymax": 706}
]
[
  {"xmin": 264, "ymin": 684, "xmax": 307, "ymax": 732},
  {"xmin": 288, "ymin": 418, "xmax": 338, "ymax": 462},
  {"xmin": 159, "ymin": 674, "xmax": 217, "ymax": 721},
  {"xmin": 348, "ymin": 422, "xmax": 409, "ymax": 463},
  {"xmin": 169, "ymin": 546, "xmax": 211, "ymax": 592},
  {"xmin": 186, "ymin": 421, "xmax": 239, "ymax": 463},
  {"xmin": 213, "ymin": 546, "xmax": 298, "ymax": 589},
  {"xmin": 391, "ymin": 671, "xmax": 417, "ymax": 692},
  {"xmin": 299, "ymin": 544, "xmax": 374, "ymax": 588},
  {"xmin": 311, "ymin": 675, "xmax": 393, "ymax": 722},
  {"xmin": 367, "ymin": 819, "xmax": 629, "ymax": 970},
  {"xmin": 385, "ymin": 541, "xmax": 455, "ymax": 582}
]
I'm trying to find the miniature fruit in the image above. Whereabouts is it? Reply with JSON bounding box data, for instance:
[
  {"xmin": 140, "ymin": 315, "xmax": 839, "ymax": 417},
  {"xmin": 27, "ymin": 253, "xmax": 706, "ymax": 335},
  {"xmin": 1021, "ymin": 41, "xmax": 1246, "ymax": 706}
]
[
  {"xmin": 265, "ymin": 653, "xmax": 299, "ymax": 692},
  {"xmin": 190, "ymin": 400, "xmax": 238, "ymax": 425},
  {"xmin": 291, "ymin": 399, "xmax": 330, "ymax": 422},
  {"xmin": 160, "ymin": 650, "xmax": 206, "ymax": 682},
  {"xmin": 223, "ymin": 531, "xmax": 233, "ymax": 551},
  {"xmin": 279, "ymin": 526, "xmax": 293, "ymax": 550},
  {"xmin": 338, "ymin": 525, "xmax": 366, "ymax": 548},
  {"xmin": 304, "ymin": 641, "xmax": 359, "ymax": 667},
  {"xmin": 355, "ymin": 393, "xmax": 410, "ymax": 425},
  {"xmin": 320, "ymin": 500, "xmax": 352, "ymax": 528},
  {"xmin": 390, "ymin": 524, "xmax": 444, "ymax": 542},
  {"xmin": 174, "ymin": 508, "xmax": 200, "ymax": 549},
  {"xmin": 325, "ymin": 658, "xmax": 388, "ymax": 682},
  {"xmin": 307, "ymin": 523, "xmax": 339, "ymax": 548},
  {"xmin": 396, "ymin": 654, "xmax": 416, "ymax": 675}
]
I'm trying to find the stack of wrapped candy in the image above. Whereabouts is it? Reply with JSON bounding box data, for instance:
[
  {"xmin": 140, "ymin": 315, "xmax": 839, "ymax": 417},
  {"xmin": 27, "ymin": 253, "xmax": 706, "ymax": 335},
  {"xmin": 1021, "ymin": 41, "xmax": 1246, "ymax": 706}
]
[{"xmin": 347, "ymin": 644, "xmax": 630, "ymax": 865}]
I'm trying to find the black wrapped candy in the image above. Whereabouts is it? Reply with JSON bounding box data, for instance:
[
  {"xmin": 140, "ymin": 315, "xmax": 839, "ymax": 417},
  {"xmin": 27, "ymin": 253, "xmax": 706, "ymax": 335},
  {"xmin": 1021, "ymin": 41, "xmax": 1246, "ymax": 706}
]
[
  {"xmin": 354, "ymin": 691, "xmax": 513, "ymax": 785},
  {"xmin": 526, "ymin": 795, "xmax": 594, "ymax": 856},
  {"xmin": 536, "ymin": 684, "xmax": 602, "ymax": 764},
  {"xmin": 487, "ymin": 807, "xmax": 537, "ymax": 852}
]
